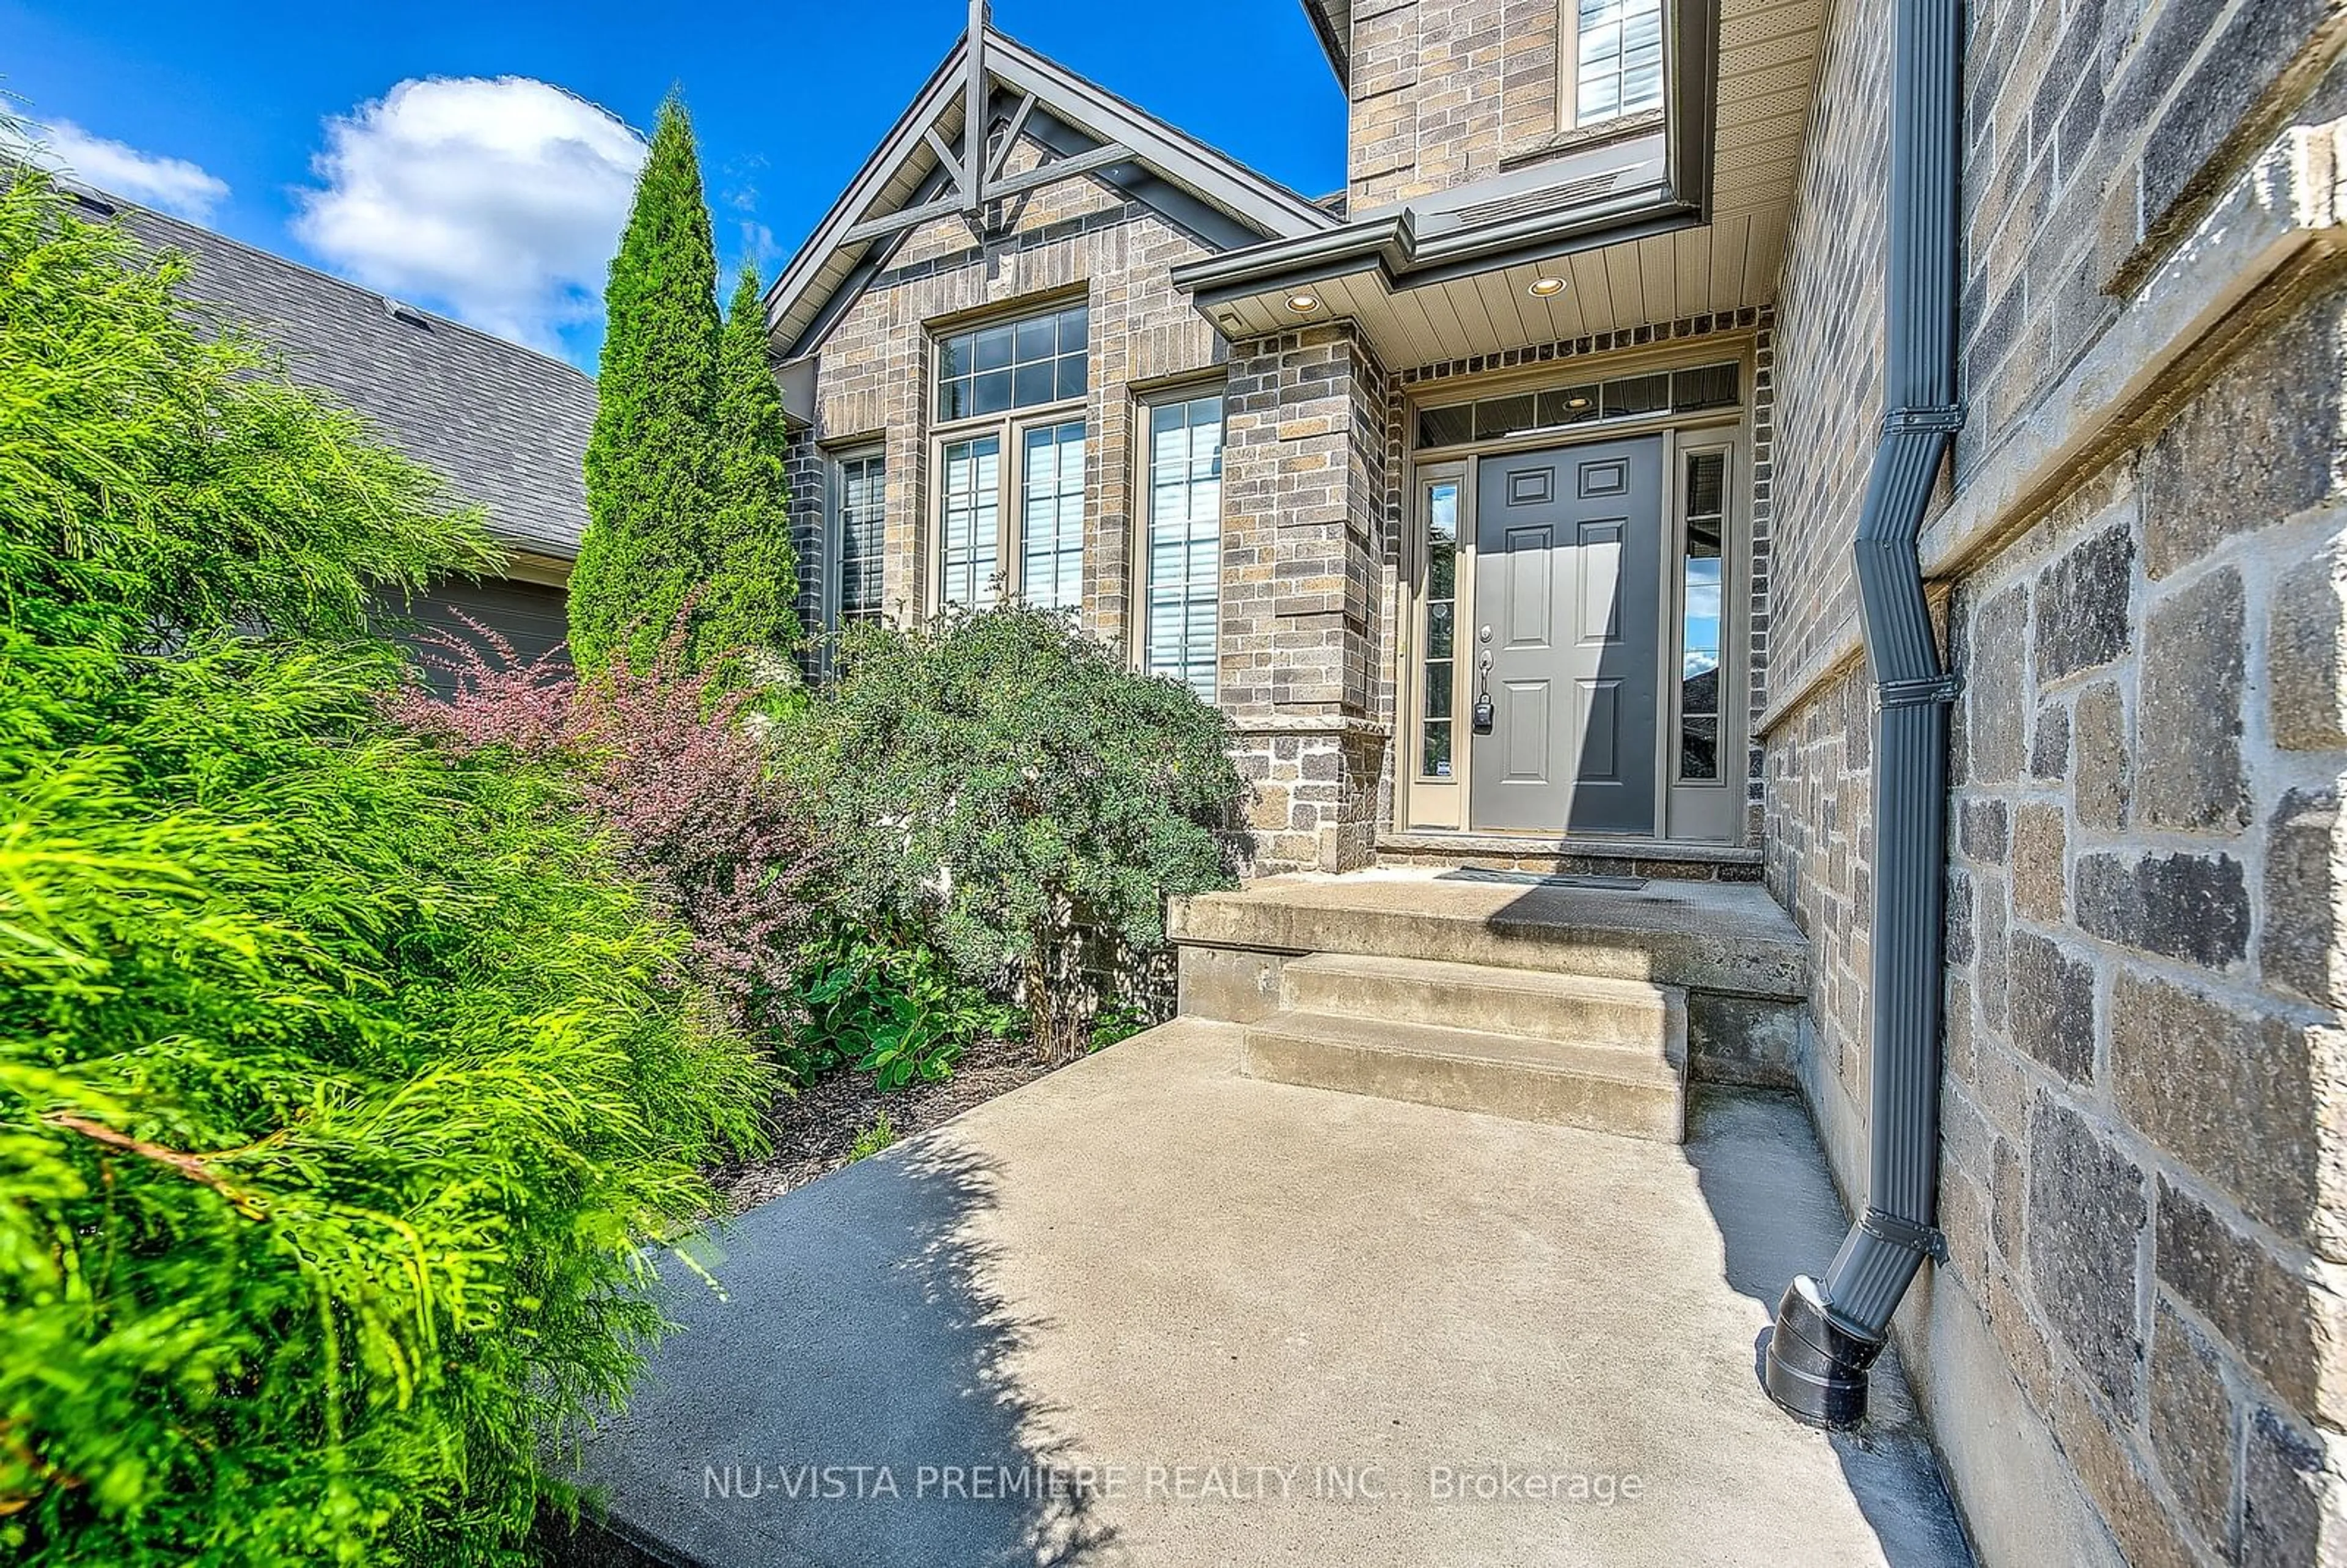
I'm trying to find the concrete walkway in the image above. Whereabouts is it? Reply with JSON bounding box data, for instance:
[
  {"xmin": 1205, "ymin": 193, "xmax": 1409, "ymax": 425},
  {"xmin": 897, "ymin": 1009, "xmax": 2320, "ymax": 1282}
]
[{"xmin": 560, "ymin": 1021, "xmax": 1971, "ymax": 1568}]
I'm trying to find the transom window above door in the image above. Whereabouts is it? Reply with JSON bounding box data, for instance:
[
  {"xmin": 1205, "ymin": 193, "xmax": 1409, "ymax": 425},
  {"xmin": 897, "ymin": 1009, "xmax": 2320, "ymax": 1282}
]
[
  {"xmin": 931, "ymin": 300, "xmax": 1092, "ymax": 612},
  {"xmin": 936, "ymin": 302, "xmax": 1089, "ymax": 421},
  {"xmin": 1416, "ymin": 360, "xmax": 1738, "ymax": 450}
]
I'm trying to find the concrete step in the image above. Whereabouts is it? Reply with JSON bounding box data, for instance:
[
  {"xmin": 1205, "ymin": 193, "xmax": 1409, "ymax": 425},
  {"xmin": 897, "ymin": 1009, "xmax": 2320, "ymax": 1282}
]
[
  {"xmin": 1280, "ymin": 951, "xmax": 1682, "ymax": 1060},
  {"xmin": 1170, "ymin": 870, "xmax": 1808, "ymax": 1000},
  {"xmin": 1243, "ymin": 1008, "xmax": 1687, "ymax": 1143}
]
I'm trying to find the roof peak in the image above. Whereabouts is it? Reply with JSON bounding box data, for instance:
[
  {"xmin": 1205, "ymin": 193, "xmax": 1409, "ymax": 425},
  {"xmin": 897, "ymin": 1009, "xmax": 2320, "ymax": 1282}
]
[{"xmin": 762, "ymin": 22, "xmax": 1338, "ymax": 359}]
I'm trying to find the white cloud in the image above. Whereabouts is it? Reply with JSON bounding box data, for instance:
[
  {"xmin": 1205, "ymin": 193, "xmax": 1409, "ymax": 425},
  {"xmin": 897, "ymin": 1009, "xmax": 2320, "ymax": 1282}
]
[
  {"xmin": 293, "ymin": 76, "xmax": 645, "ymax": 353},
  {"xmin": 11, "ymin": 119, "xmax": 229, "ymax": 220}
]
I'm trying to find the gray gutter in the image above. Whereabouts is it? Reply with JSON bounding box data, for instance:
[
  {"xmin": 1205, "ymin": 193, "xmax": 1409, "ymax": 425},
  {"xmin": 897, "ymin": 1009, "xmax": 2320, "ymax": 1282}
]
[
  {"xmin": 1171, "ymin": 180, "xmax": 1696, "ymax": 311},
  {"xmin": 1763, "ymin": 0, "xmax": 1965, "ymax": 1430}
]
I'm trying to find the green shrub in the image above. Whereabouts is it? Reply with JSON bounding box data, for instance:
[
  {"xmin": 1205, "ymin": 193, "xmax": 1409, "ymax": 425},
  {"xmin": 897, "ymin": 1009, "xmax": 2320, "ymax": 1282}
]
[
  {"xmin": 0, "ymin": 169, "xmax": 772, "ymax": 1565},
  {"xmin": 786, "ymin": 603, "xmax": 1244, "ymax": 1059},
  {"xmin": 847, "ymin": 1112, "xmax": 898, "ymax": 1163},
  {"xmin": 792, "ymin": 920, "xmax": 1023, "ymax": 1091}
]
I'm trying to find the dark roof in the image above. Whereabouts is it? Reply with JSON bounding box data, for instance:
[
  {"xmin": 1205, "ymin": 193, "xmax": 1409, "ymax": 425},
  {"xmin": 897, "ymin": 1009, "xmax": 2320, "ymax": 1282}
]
[{"xmin": 75, "ymin": 185, "xmax": 595, "ymax": 564}]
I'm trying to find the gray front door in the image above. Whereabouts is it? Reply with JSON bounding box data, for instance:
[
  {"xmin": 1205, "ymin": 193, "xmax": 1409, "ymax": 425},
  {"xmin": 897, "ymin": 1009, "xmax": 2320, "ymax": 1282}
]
[{"xmin": 1468, "ymin": 436, "xmax": 1662, "ymax": 835}]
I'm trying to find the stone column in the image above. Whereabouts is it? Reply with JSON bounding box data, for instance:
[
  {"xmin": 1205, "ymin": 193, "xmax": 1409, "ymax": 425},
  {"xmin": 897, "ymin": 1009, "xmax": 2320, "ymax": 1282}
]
[{"xmin": 1218, "ymin": 323, "xmax": 1392, "ymax": 874}]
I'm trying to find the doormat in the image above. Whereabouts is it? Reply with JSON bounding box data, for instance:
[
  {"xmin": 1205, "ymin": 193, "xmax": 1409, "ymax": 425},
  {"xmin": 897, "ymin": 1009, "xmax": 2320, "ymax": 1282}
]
[{"xmin": 1438, "ymin": 866, "xmax": 1648, "ymax": 891}]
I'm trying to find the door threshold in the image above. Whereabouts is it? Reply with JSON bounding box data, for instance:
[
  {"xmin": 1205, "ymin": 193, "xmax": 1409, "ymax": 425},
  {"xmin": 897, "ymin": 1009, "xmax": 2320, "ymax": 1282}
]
[{"xmin": 1381, "ymin": 830, "xmax": 1758, "ymax": 865}]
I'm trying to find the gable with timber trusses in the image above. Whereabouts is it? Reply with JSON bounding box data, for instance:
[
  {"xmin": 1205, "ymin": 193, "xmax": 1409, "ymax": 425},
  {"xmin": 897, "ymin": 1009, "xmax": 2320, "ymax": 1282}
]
[
  {"xmin": 769, "ymin": 23, "xmax": 1342, "ymax": 653},
  {"xmin": 785, "ymin": 120, "xmax": 1258, "ymax": 655},
  {"xmin": 762, "ymin": 23, "xmax": 1337, "ymax": 368}
]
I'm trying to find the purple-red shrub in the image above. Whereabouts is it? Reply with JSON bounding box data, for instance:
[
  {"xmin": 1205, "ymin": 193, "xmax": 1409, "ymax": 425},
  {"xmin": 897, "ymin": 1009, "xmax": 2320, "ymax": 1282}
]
[{"xmin": 389, "ymin": 613, "xmax": 815, "ymax": 1041}]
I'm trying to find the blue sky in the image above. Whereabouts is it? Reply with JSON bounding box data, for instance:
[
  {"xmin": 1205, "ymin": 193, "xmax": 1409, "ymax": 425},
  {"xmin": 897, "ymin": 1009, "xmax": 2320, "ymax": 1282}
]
[{"xmin": 1, "ymin": 0, "xmax": 1347, "ymax": 367}]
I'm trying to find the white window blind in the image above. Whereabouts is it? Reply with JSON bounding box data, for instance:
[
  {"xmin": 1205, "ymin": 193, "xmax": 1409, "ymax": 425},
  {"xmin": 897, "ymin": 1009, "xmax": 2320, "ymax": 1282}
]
[
  {"xmin": 836, "ymin": 451, "xmax": 886, "ymax": 623},
  {"xmin": 1575, "ymin": 0, "xmax": 1666, "ymax": 126},
  {"xmin": 940, "ymin": 434, "xmax": 1000, "ymax": 608},
  {"xmin": 1144, "ymin": 394, "xmax": 1224, "ymax": 699},
  {"xmin": 1020, "ymin": 421, "xmax": 1087, "ymax": 610}
]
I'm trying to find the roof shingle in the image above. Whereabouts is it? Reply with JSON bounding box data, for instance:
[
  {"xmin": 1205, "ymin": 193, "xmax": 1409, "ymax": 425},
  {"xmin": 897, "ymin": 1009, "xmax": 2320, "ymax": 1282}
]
[{"xmin": 81, "ymin": 186, "xmax": 595, "ymax": 563}]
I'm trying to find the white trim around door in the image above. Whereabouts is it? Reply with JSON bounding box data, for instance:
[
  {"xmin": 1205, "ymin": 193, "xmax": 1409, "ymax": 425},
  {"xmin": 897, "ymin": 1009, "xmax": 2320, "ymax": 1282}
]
[{"xmin": 1395, "ymin": 340, "xmax": 1753, "ymax": 844}]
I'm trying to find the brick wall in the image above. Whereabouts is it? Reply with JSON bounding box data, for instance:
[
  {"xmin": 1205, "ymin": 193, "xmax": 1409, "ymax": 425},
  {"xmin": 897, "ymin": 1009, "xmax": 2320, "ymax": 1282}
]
[
  {"xmin": 1345, "ymin": 0, "xmax": 1598, "ymax": 210},
  {"xmin": 1764, "ymin": 2, "xmax": 2347, "ymax": 1562},
  {"xmin": 792, "ymin": 147, "xmax": 1399, "ymax": 876},
  {"xmin": 1758, "ymin": 0, "xmax": 1887, "ymax": 714},
  {"xmin": 790, "ymin": 137, "xmax": 1224, "ymax": 651}
]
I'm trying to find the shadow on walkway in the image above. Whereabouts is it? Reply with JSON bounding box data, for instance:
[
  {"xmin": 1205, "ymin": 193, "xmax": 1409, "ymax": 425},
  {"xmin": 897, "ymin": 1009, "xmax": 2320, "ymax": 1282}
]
[{"xmin": 548, "ymin": 1138, "xmax": 1118, "ymax": 1568}]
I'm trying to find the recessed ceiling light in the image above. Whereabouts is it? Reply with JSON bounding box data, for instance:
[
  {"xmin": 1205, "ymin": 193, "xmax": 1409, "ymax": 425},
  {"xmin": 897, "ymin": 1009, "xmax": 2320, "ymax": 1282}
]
[
  {"xmin": 1567, "ymin": 394, "xmax": 1592, "ymax": 409},
  {"xmin": 1285, "ymin": 291, "xmax": 1320, "ymax": 313},
  {"xmin": 1528, "ymin": 276, "xmax": 1567, "ymax": 298}
]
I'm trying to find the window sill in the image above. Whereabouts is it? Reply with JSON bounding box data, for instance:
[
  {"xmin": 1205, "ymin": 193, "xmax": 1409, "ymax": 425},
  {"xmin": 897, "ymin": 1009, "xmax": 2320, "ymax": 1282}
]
[{"xmin": 1500, "ymin": 109, "xmax": 1668, "ymax": 175}]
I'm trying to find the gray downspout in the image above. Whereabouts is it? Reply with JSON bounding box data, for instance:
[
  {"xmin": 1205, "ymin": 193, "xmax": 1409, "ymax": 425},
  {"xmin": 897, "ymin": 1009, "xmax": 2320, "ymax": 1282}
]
[{"xmin": 1763, "ymin": 0, "xmax": 1966, "ymax": 1430}]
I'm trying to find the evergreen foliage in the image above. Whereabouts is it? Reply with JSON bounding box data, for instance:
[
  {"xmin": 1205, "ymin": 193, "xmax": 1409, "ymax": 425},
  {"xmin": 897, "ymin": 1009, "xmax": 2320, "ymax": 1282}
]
[
  {"xmin": 785, "ymin": 604, "xmax": 1245, "ymax": 1059},
  {"xmin": 0, "ymin": 169, "xmax": 771, "ymax": 1564},
  {"xmin": 696, "ymin": 263, "xmax": 801, "ymax": 673},
  {"xmin": 570, "ymin": 96, "xmax": 722, "ymax": 673}
]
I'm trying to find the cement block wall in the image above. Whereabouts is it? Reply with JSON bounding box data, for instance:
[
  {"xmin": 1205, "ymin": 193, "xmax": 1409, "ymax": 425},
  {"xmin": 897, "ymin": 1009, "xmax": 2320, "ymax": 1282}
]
[{"xmin": 1765, "ymin": 3, "xmax": 2347, "ymax": 1563}]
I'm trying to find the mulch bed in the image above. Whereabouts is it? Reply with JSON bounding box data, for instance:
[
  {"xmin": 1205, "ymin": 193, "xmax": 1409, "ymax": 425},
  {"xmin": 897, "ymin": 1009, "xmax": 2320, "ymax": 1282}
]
[{"xmin": 713, "ymin": 1035, "xmax": 1064, "ymax": 1214}]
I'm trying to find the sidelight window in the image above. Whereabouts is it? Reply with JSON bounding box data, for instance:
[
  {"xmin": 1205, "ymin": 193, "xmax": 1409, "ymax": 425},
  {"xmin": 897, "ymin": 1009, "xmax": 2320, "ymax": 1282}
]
[
  {"xmin": 1677, "ymin": 449, "xmax": 1727, "ymax": 782},
  {"xmin": 1420, "ymin": 478, "xmax": 1462, "ymax": 779}
]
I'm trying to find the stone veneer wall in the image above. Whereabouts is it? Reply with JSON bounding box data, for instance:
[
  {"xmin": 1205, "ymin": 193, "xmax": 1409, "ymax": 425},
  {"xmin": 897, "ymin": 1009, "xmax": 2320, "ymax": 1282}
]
[
  {"xmin": 1763, "ymin": 2, "xmax": 2347, "ymax": 1564},
  {"xmin": 1219, "ymin": 323, "xmax": 1392, "ymax": 874},
  {"xmin": 1772, "ymin": 288, "xmax": 2347, "ymax": 1568}
]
